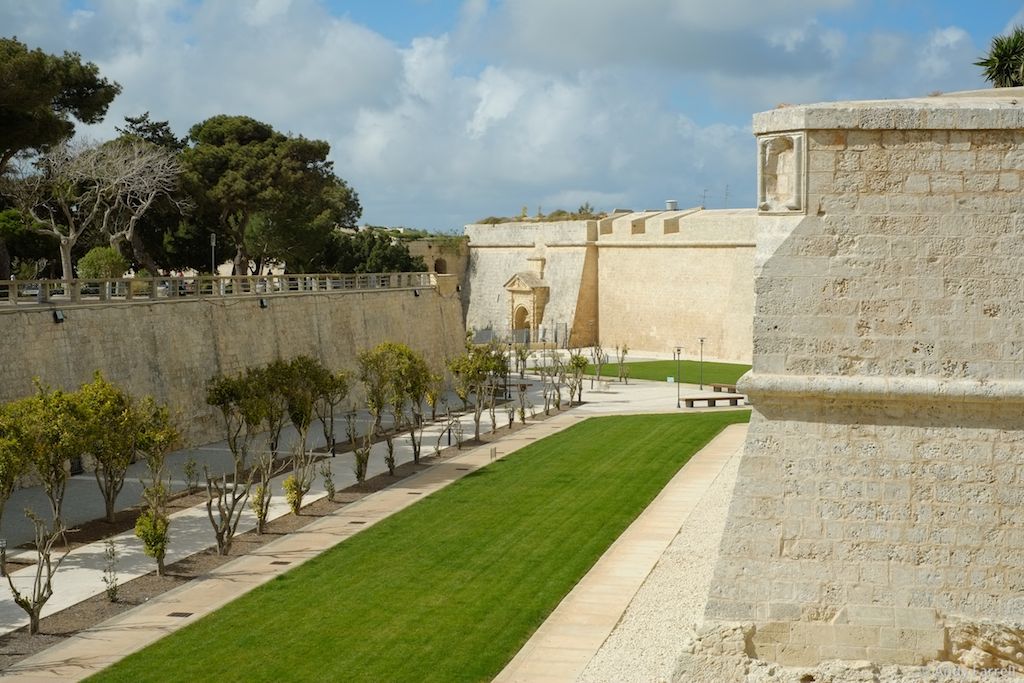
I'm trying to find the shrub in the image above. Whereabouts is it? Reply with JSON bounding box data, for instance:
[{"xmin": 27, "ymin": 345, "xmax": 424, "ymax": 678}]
[
  {"xmin": 320, "ymin": 462, "xmax": 335, "ymax": 502},
  {"xmin": 77, "ymin": 246, "xmax": 128, "ymax": 279},
  {"xmin": 283, "ymin": 475, "xmax": 305, "ymax": 515},
  {"xmin": 250, "ymin": 483, "xmax": 270, "ymax": 531},
  {"xmin": 135, "ymin": 508, "xmax": 169, "ymax": 569},
  {"xmin": 103, "ymin": 539, "xmax": 118, "ymax": 602},
  {"xmin": 183, "ymin": 456, "xmax": 199, "ymax": 493}
]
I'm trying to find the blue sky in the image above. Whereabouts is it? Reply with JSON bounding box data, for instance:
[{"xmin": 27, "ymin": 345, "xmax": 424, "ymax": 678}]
[{"xmin": 4, "ymin": 0, "xmax": 1024, "ymax": 231}]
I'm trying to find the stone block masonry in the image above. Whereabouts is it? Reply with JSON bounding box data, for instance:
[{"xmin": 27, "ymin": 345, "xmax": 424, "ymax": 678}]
[
  {"xmin": 691, "ymin": 88, "xmax": 1024, "ymax": 675},
  {"xmin": 0, "ymin": 287, "xmax": 465, "ymax": 446},
  {"xmin": 464, "ymin": 212, "xmax": 756, "ymax": 361}
]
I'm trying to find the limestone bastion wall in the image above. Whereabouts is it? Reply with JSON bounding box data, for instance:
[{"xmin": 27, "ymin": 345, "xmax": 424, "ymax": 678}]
[
  {"xmin": 697, "ymin": 89, "xmax": 1024, "ymax": 672},
  {"xmin": 0, "ymin": 287, "xmax": 465, "ymax": 447},
  {"xmin": 464, "ymin": 215, "xmax": 756, "ymax": 361},
  {"xmin": 464, "ymin": 221, "xmax": 592, "ymax": 345},
  {"xmin": 596, "ymin": 209, "xmax": 756, "ymax": 363}
]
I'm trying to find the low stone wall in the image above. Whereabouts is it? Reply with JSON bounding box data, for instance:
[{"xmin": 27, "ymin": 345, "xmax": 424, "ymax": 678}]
[{"xmin": 0, "ymin": 286, "xmax": 465, "ymax": 446}]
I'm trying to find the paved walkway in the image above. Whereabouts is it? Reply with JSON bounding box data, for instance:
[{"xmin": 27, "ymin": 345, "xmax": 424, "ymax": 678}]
[
  {"xmin": 1, "ymin": 370, "xmax": 749, "ymax": 681},
  {"xmin": 493, "ymin": 423, "xmax": 748, "ymax": 683},
  {"xmin": 0, "ymin": 404, "xmax": 490, "ymax": 638}
]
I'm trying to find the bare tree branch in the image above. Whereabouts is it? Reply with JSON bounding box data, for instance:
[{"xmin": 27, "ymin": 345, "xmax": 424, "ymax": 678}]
[{"xmin": 9, "ymin": 138, "xmax": 180, "ymax": 282}]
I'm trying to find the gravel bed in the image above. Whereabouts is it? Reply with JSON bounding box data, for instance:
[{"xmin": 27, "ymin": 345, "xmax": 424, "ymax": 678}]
[{"xmin": 579, "ymin": 443, "xmax": 743, "ymax": 683}]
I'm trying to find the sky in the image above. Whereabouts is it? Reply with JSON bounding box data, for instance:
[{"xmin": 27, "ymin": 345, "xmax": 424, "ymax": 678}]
[{"xmin": 4, "ymin": 0, "xmax": 1024, "ymax": 232}]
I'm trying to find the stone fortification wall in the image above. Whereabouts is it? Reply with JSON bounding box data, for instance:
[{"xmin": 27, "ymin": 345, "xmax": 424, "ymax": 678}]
[
  {"xmin": 0, "ymin": 287, "xmax": 464, "ymax": 446},
  {"xmin": 597, "ymin": 209, "xmax": 755, "ymax": 362},
  {"xmin": 694, "ymin": 89, "xmax": 1024, "ymax": 674},
  {"xmin": 464, "ymin": 221, "xmax": 593, "ymax": 344},
  {"xmin": 464, "ymin": 213, "xmax": 755, "ymax": 360}
]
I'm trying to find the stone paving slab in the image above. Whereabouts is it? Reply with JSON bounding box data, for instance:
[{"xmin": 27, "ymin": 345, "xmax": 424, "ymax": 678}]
[{"xmin": 493, "ymin": 423, "xmax": 749, "ymax": 683}]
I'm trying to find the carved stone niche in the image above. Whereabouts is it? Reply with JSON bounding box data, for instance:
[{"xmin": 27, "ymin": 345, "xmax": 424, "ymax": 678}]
[{"xmin": 758, "ymin": 132, "xmax": 806, "ymax": 213}]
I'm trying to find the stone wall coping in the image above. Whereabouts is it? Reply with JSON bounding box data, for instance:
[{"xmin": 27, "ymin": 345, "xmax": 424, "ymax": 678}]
[
  {"xmin": 595, "ymin": 241, "xmax": 756, "ymax": 249},
  {"xmin": 754, "ymin": 87, "xmax": 1024, "ymax": 134},
  {"xmin": 469, "ymin": 242, "xmax": 589, "ymax": 249},
  {"xmin": 739, "ymin": 372, "xmax": 1024, "ymax": 404}
]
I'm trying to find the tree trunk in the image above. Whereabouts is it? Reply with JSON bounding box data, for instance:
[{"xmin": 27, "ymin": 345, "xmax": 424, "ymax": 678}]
[
  {"xmin": 0, "ymin": 237, "xmax": 10, "ymax": 281},
  {"xmin": 232, "ymin": 245, "xmax": 246, "ymax": 275},
  {"xmin": 156, "ymin": 554, "xmax": 165, "ymax": 576},
  {"xmin": 59, "ymin": 238, "xmax": 74, "ymax": 283},
  {"xmin": 29, "ymin": 610, "xmax": 40, "ymax": 636},
  {"xmin": 128, "ymin": 229, "xmax": 160, "ymax": 276},
  {"xmin": 105, "ymin": 496, "xmax": 116, "ymax": 524}
]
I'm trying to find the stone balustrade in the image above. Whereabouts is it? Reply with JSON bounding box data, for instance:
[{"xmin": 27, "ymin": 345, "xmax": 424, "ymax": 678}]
[{"xmin": 0, "ymin": 272, "xmax": 435, "ymax": 307}]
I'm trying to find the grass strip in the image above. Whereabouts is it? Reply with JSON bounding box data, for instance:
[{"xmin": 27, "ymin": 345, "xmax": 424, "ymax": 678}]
[
  {"xmin": 587, "ymin": 359, "xmax": 750, "ymax": 386},
  {"xmin": 93, "ymin": 411, "xmax": 749, "ymax": 683}
]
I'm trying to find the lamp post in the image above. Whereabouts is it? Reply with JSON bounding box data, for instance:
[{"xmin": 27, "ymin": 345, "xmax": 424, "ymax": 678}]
[
  {"xmin": 699, "ymin": 337, "xmax": 706, "ymax": 390},
  {"xmin": 506, "ymin": 341, "xmax": 513, "ymax": 400},
  {"xmin": 209, "ymin": 233, "xmax": 216, "ymax": 276},
  {"xmin": 674, "ymin": 347, "xmax": 681, "ymax": 408}
]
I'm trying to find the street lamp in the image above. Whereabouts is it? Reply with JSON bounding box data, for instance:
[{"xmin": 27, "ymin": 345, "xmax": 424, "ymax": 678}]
[
  {"xmin": 506, "ymin": 341, "xmax": 513, "ymax": 400},
  {"xmin": 699, "ymin": 337, "xmax": 706, "ymax": 390},
  {"xmin": 209, "ymin": 233, "xmax": 217, "ymax": 275},
  {"xmin": 674, "ymin": 347, "xmax": 682, "ymax": 408}
]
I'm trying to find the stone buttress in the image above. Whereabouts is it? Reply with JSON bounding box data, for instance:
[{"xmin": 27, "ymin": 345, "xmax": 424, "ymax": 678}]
[{"xmin": 696, "ymin": 89, "xmax": 1024, "ymax": 673}]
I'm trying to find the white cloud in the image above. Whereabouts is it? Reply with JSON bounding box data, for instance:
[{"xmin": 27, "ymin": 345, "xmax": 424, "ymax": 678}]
[
  {"xmin": 339, "ymin": 37, "xmax": 753, "ymax": 227},
  {"xmin": 467, "ymin": 68, "xmax": 526, "ymax": 139},
  {"xmin": 244, "ymin": 0, "xmax": 293, "ymax": 26},
  {"xmin": 0, "ymin": 0, "xmax": 998, "ymax": 230},
  {"xmin": 471, "ymin": 0, "xmax": 852, "ymax": 79},
  {"xmin": 917, "ymin": 27, "xmax": 971, "ymax": 81}
]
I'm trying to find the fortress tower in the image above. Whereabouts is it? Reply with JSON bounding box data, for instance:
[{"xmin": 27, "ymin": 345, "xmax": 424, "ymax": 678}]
[{"xmin": 692, "ymin": 89, "xmax": 1024, "ymax": 675}]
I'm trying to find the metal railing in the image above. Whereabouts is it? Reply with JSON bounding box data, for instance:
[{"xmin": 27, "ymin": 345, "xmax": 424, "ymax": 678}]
[{"xmin": 0, "ymin": 272, "xmax": 434, "ymax": 306}]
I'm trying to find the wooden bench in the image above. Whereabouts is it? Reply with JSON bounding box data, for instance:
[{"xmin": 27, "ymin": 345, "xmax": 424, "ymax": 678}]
[
  {"xmin": 684, "ymin": 395, "xmax": 745, "ymax": 408},
  {"xmin": 710, "ymin": 383, "xmax": 738, "ymax": 393}
]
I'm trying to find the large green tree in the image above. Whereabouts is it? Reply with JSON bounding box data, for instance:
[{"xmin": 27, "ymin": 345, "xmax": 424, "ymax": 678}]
[
  {"xmin": 182, "ymin": 115, "xmax": 360, "ymax": 274},
  {"xmin": 317, "ymin": 229, "xmax": 426, "ymax": 273},
  {"xmin": 0, "ymin": 208, "xmax": 58, "ymax": 280},
  {"xmin": 0, "ymin": 37, "xmax": 119, "ymax": 279},
  {"xmin": 247, "ymin": 176, "xmax": 361, "ymax": 273},
  {"xmin": 0, "ymin": 36, "xmax": 120, "ymax": 174},
  {"xmin": 976, "ymin": 26, "xmax": 1024, "ymax": 87}
]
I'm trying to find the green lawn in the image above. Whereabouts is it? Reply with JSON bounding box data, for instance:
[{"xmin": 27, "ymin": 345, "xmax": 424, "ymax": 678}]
[
  {"xmin": 587, "ymin": 360, "xmax": 751, "ymax": 386},
  {"xmin": 92, "ymin": 411, "xmax": 749, "ymax": 683}
]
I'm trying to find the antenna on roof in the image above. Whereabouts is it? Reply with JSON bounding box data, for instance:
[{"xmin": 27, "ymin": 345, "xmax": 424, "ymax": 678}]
[
  {"xmin": 723, "ymin": 184, "xmax": 729, "ymax": 208},
  {"xmin": 700, "ymin": 189, "xmax": 707, "ymax": 209}
]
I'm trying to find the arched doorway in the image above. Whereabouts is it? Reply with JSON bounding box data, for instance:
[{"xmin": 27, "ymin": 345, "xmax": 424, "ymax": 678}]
[
  {"xmin": 433, "ymin": 257, "xmax": 448, "ymax": 274},
  {"xmin": 513, "ymin": 305, "xmax": 530, "ymax": 330}
]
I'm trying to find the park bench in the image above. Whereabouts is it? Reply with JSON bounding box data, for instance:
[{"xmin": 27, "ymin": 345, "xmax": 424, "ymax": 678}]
[
  {"xmin": 710, "ymin": 383, "xmax": 738, "ymax": 393},
  {"xmin": 684, "ymin": 395, "xmax": 745, "ymax": 408}
]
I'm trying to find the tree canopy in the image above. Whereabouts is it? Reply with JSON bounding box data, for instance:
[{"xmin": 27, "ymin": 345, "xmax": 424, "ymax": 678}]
[
  {"xmin": 0, "ymin": 36, "xmax": 121, "ymax": 175},
  {"xmin": 182, "ymin": 115, "xmax": 361, "ymax": 274},
  {"xmin": 317, "ymin": 230, "xmax": 426, "ymax": 273}
]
